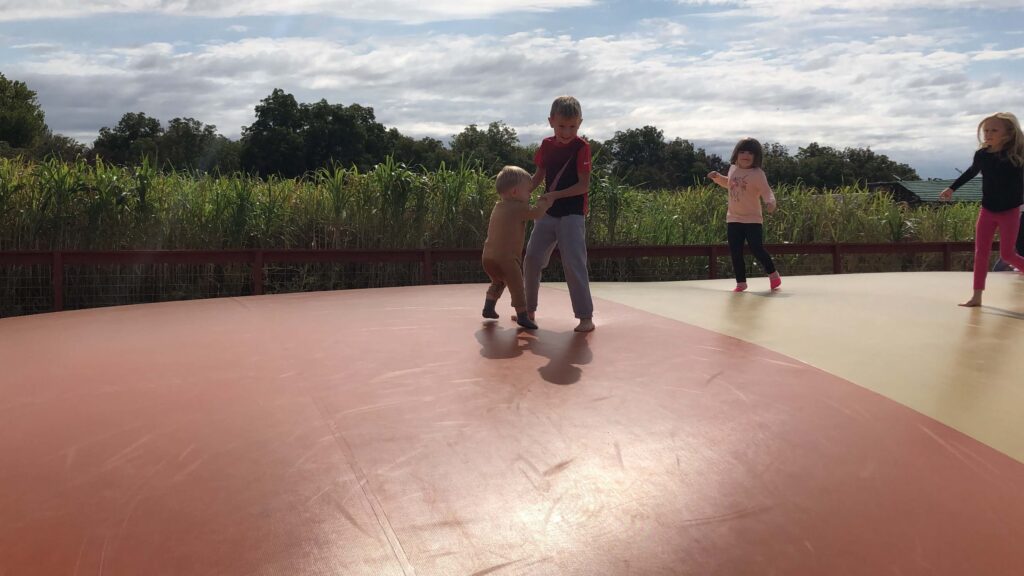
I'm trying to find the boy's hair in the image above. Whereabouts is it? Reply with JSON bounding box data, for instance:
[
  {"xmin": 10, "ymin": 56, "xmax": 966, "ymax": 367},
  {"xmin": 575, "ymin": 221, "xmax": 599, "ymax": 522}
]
[
  {"xmin": 730, "ymin": 137, "xmax": 764, "ymax": 168},
  {"xmin": 978, "ymin": 112, "xmax": 1024, "ymax": 167},
  {"xmin": 550, "ymin": 96, "xmax": 582, "ymax": 119},
  {"xmin": 496, "ymin": 166, "xmax": 532, "ymax": 195}
]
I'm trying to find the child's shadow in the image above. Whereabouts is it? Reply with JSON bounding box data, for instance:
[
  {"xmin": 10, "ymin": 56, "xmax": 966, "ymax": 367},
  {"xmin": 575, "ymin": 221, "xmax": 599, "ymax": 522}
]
[{"xmin": 475, "ymin": 322, "xmax": 593, "ymax": 385}]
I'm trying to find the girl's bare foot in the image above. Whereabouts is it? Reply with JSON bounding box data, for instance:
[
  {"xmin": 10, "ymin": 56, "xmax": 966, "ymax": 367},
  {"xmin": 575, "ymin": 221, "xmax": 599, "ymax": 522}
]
[
  {"xmin": 574, "ymin": 318, "xmax": 595, "ymax": 332},
  {"xmin": 959, "ymin": 290, "xmax": 983, "ymax": 307}
]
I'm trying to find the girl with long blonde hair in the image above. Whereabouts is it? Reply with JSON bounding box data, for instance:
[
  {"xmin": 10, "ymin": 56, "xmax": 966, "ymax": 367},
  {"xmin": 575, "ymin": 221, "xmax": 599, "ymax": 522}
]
[{"xmin": 940, "ymin": 112, "xmax": 1024, "ymax": 307}]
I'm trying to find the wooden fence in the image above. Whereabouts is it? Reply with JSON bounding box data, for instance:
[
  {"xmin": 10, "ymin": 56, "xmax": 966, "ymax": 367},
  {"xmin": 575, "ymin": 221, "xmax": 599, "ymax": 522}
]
[{"xmin": 0, "ymin": 241, "xmax": 985, "ymax": 313}]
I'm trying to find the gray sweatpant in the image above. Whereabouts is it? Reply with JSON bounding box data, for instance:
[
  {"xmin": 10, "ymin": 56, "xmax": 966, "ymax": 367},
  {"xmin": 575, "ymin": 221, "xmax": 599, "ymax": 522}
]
[{"xmin": 524, "ymin": 214, "xmax": 593, "ymax": 319}]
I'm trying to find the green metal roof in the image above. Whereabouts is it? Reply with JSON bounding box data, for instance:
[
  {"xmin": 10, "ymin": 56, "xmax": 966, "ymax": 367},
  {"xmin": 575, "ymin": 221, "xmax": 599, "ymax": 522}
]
[{"xmin": 896, "ymin": 178, "xmax": 982, "ymax": 203}]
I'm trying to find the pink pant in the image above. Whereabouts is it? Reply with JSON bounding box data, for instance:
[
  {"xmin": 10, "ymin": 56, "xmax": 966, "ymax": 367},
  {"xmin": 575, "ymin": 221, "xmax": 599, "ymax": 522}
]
[{"xmin": 973, "ymin": 206, "xmax": 1024, "ymax": 290}]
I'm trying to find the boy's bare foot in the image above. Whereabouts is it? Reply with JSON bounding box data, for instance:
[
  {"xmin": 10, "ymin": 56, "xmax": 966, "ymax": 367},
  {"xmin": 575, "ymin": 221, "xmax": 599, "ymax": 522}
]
[
  {"xmin": 516, "ymin": 311, "xmax": 538, "ymax": 330},
  {"xmin": 528, "ymin": 311, "xmax": 535, "ymax": 321},
  {"xmin": 574, "ymin": 318, "xmax": 595, "ymax": 332}
]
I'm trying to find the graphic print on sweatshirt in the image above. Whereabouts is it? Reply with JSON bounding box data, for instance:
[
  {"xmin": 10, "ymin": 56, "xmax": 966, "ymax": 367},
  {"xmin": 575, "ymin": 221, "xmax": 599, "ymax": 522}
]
[{"xmin": 729, "ymin": 174, "xmax": 749, "ymax": 202}]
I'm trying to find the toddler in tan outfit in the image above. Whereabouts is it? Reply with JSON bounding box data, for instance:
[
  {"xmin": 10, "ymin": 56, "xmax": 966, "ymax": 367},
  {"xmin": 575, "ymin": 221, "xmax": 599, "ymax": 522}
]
[{"xmin": 482, "ymin": 166, "xmax": 551, "ymax": 329}]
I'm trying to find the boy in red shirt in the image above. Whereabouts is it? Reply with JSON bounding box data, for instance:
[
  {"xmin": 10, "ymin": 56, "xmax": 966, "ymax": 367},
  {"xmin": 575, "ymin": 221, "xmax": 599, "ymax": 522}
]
[{"xmin": 523, "ymin": 96, "xmax": 595, "ymax": 332}]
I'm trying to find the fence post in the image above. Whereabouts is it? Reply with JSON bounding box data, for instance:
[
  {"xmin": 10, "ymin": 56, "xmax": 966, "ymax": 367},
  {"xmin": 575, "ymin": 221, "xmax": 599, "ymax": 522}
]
[
  {"xmin": 253, "ymin": 250, "xmax": 264, "ymax": 295},
  {"xmin": 422, "ymin": 248, "xmax": 433, "ymax": 285},
  {"xmin": 707, "ymin": 247, "xmax": 716, "ymax": 279},
  {"xmin": 832, "ymin": 244, "xmax": 842, "ymax": 274},
  {"xmin": 943, "ymin": 243, "xmax": 952, "ymax": 271},
  {"xmin": 52, "ymin": 252, "xmax": 64, "ymax": 312}
]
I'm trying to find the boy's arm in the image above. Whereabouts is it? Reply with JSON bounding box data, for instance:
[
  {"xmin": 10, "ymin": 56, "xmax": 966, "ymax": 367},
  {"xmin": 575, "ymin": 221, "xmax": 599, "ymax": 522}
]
[
  {"xmin": 531, "ymin": 166, "xmax": 546, "ymax": 194},
  {"xmin": 525, "ymin": 196, "xmax": 552, "ymax": 219},
  {"xmin": 545, "ymin": 171, "xmax": 590, "ymax": 201}
]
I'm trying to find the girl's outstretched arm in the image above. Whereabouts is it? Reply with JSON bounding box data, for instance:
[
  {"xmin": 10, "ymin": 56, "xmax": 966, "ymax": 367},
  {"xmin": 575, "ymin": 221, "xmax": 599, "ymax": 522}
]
[{"xmin": 706, "ymin": 171, "xmax": 728, "ymax": 188}]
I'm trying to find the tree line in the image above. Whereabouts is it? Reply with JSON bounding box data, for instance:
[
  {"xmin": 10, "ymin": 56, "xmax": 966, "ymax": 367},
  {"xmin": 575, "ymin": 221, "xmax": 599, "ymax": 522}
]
[{"xmin": 1, "ymin": 73, "xmax": 919, "ymax": 188}]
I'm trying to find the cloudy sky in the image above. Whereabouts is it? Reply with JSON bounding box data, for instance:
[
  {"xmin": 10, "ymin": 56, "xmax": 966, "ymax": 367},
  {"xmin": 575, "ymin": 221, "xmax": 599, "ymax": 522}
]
[{"xmin": 2, "ymin": 0, "xmax": 1023, "ymax": 178}]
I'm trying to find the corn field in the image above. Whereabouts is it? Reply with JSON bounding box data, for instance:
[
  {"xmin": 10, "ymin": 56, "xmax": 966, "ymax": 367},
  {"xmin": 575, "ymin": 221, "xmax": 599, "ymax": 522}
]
[{"xmin": 0, "ymin": 156, "xmax": 984, "ymax": 315}]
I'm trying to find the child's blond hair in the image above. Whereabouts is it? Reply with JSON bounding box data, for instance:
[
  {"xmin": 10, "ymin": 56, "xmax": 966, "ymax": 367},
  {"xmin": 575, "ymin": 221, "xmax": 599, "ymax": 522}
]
[
  {"xmin": 978, "ymin": 112, "xmax": 1024, "ymax": 167},
  {"xmin": 496, "ymin": 166, "xmax": 532, "ymax": 195},
  {"xmin": 550, "ymin": 96, "xmax": 582, "ymax": 120}
]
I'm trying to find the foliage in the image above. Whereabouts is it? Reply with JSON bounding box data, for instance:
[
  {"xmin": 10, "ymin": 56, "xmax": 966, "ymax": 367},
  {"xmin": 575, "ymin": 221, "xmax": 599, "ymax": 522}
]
[
  {"xmin": 93, "ymin": 112, "xmax": 163, "ymax": 166},
  {"xmin": 1, "ymin": 75, "xmax": 927, "ymax": 192},
  {"xmin": 0, "ymin": 73, "xmax": 48, "ymax": 150},
  {"xmin": 0, "ymin": 156, "xmax": 979, "ymax": 254},
  {"xmin": 764, "ymin": 142, "xmax": 918, "ymax": 187},
  {"xmin": 450, "ymin": 121, "xmax": 532, "ymax": 174}
]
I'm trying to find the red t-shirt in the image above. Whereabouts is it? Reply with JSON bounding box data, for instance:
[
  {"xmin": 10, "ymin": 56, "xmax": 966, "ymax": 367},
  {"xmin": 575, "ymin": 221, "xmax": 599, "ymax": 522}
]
[{"xmin": 535, "ymin": 136, "xmax": 592, "ymax": 217}]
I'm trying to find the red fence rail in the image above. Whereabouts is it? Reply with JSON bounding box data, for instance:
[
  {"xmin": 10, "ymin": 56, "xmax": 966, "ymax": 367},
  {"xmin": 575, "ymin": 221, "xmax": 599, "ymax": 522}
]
[{"xmin": 0, "ymin": 241, "xmax": 984, "ymax": 313}]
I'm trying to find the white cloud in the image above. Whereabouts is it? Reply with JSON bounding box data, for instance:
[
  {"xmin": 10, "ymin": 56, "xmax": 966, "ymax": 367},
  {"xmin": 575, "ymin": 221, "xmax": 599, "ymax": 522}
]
[
  {"xmin": 0, "ymin": 0, "xmax": 596, "ymax": 23},
  {"xmin": 11, "ymin": 42, "xmax": 62, "ymax": 53},
  {"xmin": 9, "ymin": 21, "xmax": 1023, "ymax": 177},
  {"xmin": 676, "ymin": 0, "xmax": 1023, "ymax": 10},
  {"xmin": 973, "ymin": 47, "xmax": 1024, "ymax": 61}
]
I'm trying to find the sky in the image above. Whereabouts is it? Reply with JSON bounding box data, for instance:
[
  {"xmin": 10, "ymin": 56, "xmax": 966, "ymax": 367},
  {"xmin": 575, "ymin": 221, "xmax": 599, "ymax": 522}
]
[{"xmin": 2, "ymin": 0, "xmax": 1023, "ymax": 179}]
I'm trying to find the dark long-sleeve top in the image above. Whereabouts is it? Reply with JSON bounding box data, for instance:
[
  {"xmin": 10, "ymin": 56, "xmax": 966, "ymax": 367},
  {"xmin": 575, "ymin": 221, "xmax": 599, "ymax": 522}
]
[{"xmin": 950, "ymin": 148, "xmax": 1024, "ymax": 212}]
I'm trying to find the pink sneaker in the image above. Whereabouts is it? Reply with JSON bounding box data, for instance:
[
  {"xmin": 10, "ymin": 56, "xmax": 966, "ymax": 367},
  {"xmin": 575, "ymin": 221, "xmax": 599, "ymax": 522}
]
[
  {"xmin": 733, "ymin": 282, "xmax": 747, "ymax": 292},
  {"xmin": 769, "ymin": 272, "xmax": 782, "ymax": 291}
]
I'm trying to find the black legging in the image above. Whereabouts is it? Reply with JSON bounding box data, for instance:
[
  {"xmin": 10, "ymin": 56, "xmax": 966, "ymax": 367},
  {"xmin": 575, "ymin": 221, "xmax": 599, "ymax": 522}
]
[{"xmin": 727, "ymin": 222, "xmax": 776, "ymax": 283}]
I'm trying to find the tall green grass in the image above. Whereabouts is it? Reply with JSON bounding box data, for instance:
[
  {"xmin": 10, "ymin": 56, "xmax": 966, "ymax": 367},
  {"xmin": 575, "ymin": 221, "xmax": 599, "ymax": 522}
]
[
  {"xmin": 0, "ymin": 156, "xmax": 980, "ymax": 251},
  {"xmin": 0, "ymin": 156, "xmax": 991, "ymax": 315}
]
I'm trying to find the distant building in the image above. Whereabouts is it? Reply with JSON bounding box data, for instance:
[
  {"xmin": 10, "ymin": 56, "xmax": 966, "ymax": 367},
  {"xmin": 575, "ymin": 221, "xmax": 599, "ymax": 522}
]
[{"xmin": 866, "ymin": 179, "xmax": 982, "ymax": 205}]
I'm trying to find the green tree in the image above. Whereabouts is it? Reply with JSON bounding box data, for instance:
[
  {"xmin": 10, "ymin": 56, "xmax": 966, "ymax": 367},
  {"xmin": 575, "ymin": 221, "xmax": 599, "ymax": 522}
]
[
  {"xmin": 761, "ymin": 142, "xmax": 919, "ymax": 187},
  {"xmin": 33, "ymin": 130, "xmax": 88, "ymax": 162},
  {"xmin": 240, "ymin": 89, "xmax": 305, "ymax": 177},
  {"xmin": 603, "ymin": 126, "xmax": 722, "ymax": 190},
  {"xmin": 159, "ymin": 117, "xmax": 219, "ymax": 171},
  {"xmin": 663, "ymin": 138, "xmax": 726, "ymax": 188},
  {"xmin": 450, "ymin": 121, "xmax": 529, "ymax": 173},
  {"xmin": 794, "ymin": 143, "xmax": 846, "ymax": 188},
  {"xmin": 240, "ymin": 90, "xmax": 397, "ymax": 176},
  {"xmin": 0, "ymin": 73, "xmax": 48, "ymax": 149},
  {"xmin": 206, "ymin": 136, "xmax": 243, "ymax": 174},
  {"xmin": 603, "ymin": 125, "xmax": 668, "ymax": 188},
  {"xmin": 841, "ymin": 147, "xmax": 918, "ymax": 184},
  {"xmin": 762, "ymin": 142, "xmax": 800, "ymax": 184},
  {"xmin": 93, "ymin": 112, "xmax": 163, "ymax": 166},
  {"xmin": 388, "ymin": 131, "xmax": 454, "ymax": 170},
  {"xmin": 301, "ymin": 100, "xmax": 389, "ymax": 172}
]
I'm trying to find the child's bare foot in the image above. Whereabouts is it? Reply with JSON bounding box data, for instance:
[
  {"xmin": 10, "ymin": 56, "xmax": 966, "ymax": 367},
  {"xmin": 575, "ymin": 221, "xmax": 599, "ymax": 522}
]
[
  {"xmin": 959, "ymin": 290, "xmax": 983, "ymax": 307},
  {"xmin": 574, "ymin": 318, "xmax": 595, "ymax": 332},
  {"xmin": 733, "ymin": 283, "xmax": 747, "ymax": 292},
  {"xmin": 482, "ymin": 298, "xmax": 499, "ymax": 319},
  {"xmin": 769, "ymin": 272, "xmax": 782, "ymax": 291},
  {"xmin": 528, "ymin": 311, "xmax": 535, "ymax": 321},
  {"xmin": 516, "ymin": 312, "xmax": 538, "ymax": 330}
]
